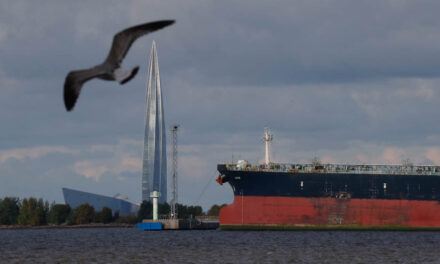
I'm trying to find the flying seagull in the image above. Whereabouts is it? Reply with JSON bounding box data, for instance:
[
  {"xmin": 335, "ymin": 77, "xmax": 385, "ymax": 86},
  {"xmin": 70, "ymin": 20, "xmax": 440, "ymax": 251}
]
[{"xmin": 64, "ymin": 20, "xmax": 175, "ymax": 111}]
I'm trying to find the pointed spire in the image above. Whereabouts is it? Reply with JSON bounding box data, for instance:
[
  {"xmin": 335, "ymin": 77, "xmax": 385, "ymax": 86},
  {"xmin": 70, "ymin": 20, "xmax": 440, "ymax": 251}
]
[{"xmin": 142, "ymin": 41, "xmax": 167, "ymax": 203}]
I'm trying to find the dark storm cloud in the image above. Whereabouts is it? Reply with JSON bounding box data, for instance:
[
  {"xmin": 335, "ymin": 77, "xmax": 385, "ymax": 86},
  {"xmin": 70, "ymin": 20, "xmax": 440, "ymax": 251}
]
[
  {"xmin": 155, "ymin": 0, "xmax": 440, "ymax": 85},
  {"xmin": 3, "ymin": 1, "xmax": 440, "ymax": 84}
]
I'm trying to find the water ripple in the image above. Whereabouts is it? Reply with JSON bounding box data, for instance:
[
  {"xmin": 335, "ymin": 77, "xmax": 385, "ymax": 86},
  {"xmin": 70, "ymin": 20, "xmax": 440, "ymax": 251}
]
[{"xmin": 1, "ymin": 228, "xmax": 440, "ymax": 263}]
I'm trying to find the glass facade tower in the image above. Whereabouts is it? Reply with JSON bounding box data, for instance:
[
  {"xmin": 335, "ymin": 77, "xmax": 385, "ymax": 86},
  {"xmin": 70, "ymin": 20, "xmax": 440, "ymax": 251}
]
[{"xmin": 142, "ymin": 41, "xmax": 167, "ymax": 203}]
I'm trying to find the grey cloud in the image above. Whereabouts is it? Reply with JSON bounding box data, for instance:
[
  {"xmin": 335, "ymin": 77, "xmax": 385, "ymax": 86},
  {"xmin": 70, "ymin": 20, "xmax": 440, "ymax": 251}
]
[
  {"xmin": 3, "ymin": 1, "xmax": 440, "ymax": 83},
  {"xmin": 2, "ymin": 1, "xmax": 440, "ymax": 208}
]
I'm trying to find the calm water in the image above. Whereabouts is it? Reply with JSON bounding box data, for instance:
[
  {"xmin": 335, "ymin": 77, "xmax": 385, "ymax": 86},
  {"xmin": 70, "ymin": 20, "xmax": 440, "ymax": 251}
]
[{"xmin": 1, "ymin": 228, "xmax": 440, "ymax": 263}]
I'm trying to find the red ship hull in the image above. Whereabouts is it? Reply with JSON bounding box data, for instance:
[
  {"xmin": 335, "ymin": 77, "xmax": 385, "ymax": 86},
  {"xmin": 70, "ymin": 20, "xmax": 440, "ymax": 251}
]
[{"xmin": 220, "ymin": 196, "xmax": 440, "ymax": 228}]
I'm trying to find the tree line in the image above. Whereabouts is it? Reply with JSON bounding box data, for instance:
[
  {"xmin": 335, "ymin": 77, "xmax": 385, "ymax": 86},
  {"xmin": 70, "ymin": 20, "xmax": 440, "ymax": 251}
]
[
  {"xmin": 127, "ymin": 201, "xmax": 226, "ymax": 220},
  {"xmin": 0, "ymin": 197, "xmax": 226, "ymax": 226}
]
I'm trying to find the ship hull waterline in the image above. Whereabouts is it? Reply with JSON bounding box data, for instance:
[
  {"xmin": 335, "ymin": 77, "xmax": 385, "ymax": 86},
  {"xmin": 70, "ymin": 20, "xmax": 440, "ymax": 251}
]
[{"xmin": 219, "ymin": 195, "xmax": 440, "ymax": 230}]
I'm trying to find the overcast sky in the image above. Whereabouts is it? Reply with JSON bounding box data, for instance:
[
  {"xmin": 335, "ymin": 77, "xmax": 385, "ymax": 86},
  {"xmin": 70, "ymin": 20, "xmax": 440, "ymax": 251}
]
[{"xmin": 1, "ymin": 0, "xmax": 440, "ymax": 210}]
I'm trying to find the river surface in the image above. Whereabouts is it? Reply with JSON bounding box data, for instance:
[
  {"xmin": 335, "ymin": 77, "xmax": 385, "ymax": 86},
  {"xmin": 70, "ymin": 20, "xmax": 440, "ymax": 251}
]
[{"xmin": 1, "ymin": 228, "xmax": 440, "ymax": 263}]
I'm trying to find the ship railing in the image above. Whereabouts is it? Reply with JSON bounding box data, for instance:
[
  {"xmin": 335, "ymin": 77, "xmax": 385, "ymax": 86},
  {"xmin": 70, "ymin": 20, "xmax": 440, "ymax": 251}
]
[{"xmin": 223, "ymin": 163, "xmax": 440, "ymax": 176}]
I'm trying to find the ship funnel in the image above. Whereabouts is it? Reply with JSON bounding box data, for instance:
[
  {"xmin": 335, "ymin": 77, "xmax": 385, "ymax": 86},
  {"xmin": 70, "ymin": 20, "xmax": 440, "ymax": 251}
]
[{"xmin": 263, "ymin": 126, "xmax": 273, "ymax": 166}]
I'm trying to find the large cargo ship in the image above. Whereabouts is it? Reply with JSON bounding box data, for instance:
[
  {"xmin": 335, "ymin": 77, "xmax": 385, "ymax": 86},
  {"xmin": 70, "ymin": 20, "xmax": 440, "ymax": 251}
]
[{"xmin": 217, "ymin": 128, "xmax": 440, "ymax": 230}]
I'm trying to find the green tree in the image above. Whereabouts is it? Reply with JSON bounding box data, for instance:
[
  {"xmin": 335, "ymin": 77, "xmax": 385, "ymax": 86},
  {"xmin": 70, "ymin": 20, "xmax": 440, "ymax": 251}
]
[
  {"xmin": 66, "ymin": 209, "xmax": 76, "ymax": 225},
  {"xmin": 137, "ymin": 201, "xmax": 152, "ymax": 221},
  {"xmin": 18, "ymin": 198, "xmax": 48, "ymax": 226},
  {"xmin": 0, "ymin": 197, "xmax": 20, "ymax": 225},
  {"xmin": 18, "ymin": 198, "xmax": 30, "ymax": 225},
  {"xmin": 48, "ymin": 204, "xmax": 71, "ymax": 225},
  {"xmin": 96, "ymin": 207, "xmax": 112, "ymax": 223},
  {"xmin": 176, "ymin": 204, "xmax": 204, "ymax": 219},
  {"xmin": 207, "ymin": 204, "xmax": 219, "ymax": 216},
  {"xmin": 74, "ymin": 204, "xmax": 95, "ymax": 224},
  {"xmin": 188, "ymin": 206, "xmax": 204, "ymax": 217},
  {"xmin": 207, "ymin": 204, "xmax": 227, "ymax": 216},
  {"xmin": 36, "ymin": 198, "xmax": 49, "ymax": 225},
  {"xmin": 158, "ymin": 202, "xmax": 170, "ymax": 217},
  {"xmin": 176, "ymin": 203, "xmax": 187, "ymax": 218},
  {"xmin": 113, "ymin": 210, "xmax": 120, "ymax": 222}
]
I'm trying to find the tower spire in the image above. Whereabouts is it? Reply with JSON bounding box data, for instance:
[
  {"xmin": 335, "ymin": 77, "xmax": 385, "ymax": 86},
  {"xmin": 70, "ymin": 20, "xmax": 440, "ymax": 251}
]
[{"xmin": 142, "ymin": 40, "xmax": 167, "ymax": 203}]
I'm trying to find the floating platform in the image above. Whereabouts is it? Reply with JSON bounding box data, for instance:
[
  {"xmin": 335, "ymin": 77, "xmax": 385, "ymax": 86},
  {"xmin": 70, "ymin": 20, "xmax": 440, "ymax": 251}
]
[
  {"xmin": 139, "ymin": 219, "xmax": 219, "ymax": 230},
  {"xmin": 137, "ymin": 222, "xmax": 163, "ymax": 230}
]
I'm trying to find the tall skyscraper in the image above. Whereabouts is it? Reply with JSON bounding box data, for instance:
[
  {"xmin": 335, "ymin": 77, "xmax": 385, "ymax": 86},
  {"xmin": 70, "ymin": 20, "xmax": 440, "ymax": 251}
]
[{"xmin": 142, "ymin": 41, "xmax": 167, "ymax": 203}]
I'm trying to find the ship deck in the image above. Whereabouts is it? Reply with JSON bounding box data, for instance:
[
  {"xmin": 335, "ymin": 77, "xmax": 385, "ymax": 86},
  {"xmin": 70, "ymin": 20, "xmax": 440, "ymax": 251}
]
[{"xmin": 220, "ymin": 162, "xmax": 440, "ymax": 176}]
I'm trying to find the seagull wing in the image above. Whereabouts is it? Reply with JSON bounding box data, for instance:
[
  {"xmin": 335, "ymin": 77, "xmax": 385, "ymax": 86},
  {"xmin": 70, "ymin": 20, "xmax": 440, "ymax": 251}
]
[
  {"xmin": 104, "ymin": 20, "xmax": 175, "ymax": 67},
  {"xmin": 63, "ymin": 68, "xmax": 103, "ymax": 111}
]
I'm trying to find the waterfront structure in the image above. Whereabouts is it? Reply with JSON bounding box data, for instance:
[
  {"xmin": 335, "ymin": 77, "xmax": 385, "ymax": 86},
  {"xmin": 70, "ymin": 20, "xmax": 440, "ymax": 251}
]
[
  {"xmin": 62, "ymin": 188, "xmax": 139, "ymax": 216},
  {"xmin": 216, "ymin": 128, "xmax": 440, "ymax": 229},
  {"xmin": 142, "ymin": 41, "xmax": 167, "ymax": 203},
  {"xmin": 170, "ymin": 125, "xmax": 179, "ymax": 218}
]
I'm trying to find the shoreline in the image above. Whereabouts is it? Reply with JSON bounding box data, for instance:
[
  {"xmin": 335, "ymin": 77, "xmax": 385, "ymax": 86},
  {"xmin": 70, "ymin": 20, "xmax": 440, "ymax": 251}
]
[{"xmin": 0, "ymin": 223, "xmax": 135, "ymax": 230}]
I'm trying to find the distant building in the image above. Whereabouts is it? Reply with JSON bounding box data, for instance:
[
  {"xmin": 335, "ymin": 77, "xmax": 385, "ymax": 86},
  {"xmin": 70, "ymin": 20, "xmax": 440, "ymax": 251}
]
[
  {"xmin": 142, "ymin": 40, "xmax": 167, "ymax": 203},
  {"xmin": 62, "ymin": 188, "xmax": 139, "ymax": 216}
]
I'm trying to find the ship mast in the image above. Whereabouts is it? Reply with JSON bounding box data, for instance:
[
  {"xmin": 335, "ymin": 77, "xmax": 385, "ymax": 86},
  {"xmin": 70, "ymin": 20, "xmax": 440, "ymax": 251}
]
[{"xmin": 263, "ymin": 126, "xmax": 273, "ymax": 166}]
